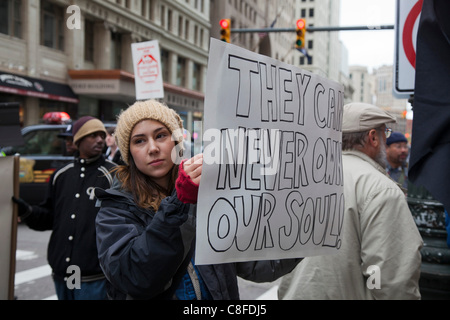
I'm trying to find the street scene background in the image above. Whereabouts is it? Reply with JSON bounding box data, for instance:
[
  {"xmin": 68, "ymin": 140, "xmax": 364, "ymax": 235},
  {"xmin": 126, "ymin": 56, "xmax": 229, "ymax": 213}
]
[
  {"xmin": 2, "ymin": 0, "xmax": 449, "ymax": 300},
  {"xmin": 14, "ymin": 224, "xmax": 280, "ymax": 300}
]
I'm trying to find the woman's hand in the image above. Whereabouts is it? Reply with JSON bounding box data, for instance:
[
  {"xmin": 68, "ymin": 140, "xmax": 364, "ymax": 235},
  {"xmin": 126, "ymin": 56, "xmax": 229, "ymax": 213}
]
[
  {"xmin": 176, "ymin": 154, "xmax": 203, "ymax": 204},
  {"xmin": 182, "ymin": 153, "xmax": 203, "ymax": 185}
]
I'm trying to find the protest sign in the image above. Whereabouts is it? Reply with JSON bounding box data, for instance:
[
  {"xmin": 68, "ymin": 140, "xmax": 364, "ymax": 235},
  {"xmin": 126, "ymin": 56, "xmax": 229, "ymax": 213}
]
[
  {"xmin": 195, "ymin": 39, "xmax": 345, "ymax": 265},
  {"xmin": 132, "ymin": 40, "xmax": 164, "ymax": 100}
]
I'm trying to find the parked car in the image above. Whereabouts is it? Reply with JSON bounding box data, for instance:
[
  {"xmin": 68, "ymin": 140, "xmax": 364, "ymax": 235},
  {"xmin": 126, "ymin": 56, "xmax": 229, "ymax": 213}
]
[{"xmin": 1, "ymin": 121, "xmax": 115, "ymax": 205}]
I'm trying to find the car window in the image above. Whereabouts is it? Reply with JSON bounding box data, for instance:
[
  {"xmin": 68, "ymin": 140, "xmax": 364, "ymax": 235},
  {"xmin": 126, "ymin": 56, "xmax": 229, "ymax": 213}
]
[{"xmin": 12, "ymin": 129, "xmax": 65, "ymax": 156}]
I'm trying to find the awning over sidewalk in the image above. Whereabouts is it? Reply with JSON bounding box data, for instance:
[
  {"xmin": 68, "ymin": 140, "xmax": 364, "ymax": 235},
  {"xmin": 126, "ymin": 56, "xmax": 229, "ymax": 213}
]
[
  {"xmin": 68, "ymin": 69, "xmax": 205, "ymax": 112},
  {"xmin": 68, "ymin": 69, "xmax": 136, "ymax": 103},
  {"xmin": 0, "ymin": 72, "xmax": 79, "ymax": 104}
]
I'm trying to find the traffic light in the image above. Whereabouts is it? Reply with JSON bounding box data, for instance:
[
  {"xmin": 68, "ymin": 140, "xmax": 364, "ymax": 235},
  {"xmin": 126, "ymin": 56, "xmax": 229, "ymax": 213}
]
[
  {"xmin": 220, "ymin": 19, "xmax": 231, "ymax": 43},
  {"xmin": 296, "ymin": 19, "xmax": 306, "ymax": 49}
]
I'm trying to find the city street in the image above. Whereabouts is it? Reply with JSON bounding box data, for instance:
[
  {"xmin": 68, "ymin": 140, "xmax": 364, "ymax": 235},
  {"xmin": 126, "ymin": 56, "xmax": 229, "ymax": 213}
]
[
  {"xmin": 14, "ymin": 224, "xmax": 55, "ymax": 300},
  {"xmin": 2, "ymin": 0, "xmax": 449, "ymax": 302},
  {"xmin": 14, "ymin": 223, "xmax": 280, "ymax": 300}
]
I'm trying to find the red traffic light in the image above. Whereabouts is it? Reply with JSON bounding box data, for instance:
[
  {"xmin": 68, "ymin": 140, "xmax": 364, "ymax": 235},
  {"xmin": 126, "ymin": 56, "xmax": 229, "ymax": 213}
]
[
  {"xmin": 220, "ymin": 19, "xmax": 231, "ymax": 43},
  {"xmin": 296, "ymin": 19, "xmax": 306, "ymax": 30},
  {"xmin": 295, "ymin": 19, "xmax": 306, "ymax": 49},
  {"xmin": 220, "ymin": 19, "xmax": 230, "ymax": 29}
]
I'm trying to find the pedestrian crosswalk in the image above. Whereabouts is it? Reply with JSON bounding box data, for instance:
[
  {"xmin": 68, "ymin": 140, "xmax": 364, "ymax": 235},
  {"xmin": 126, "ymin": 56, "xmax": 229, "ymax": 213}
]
[
  {"xmin": 15, "ymin": 250, "xmax": 56, "ymax": 300},
  {"xmin": 16, "ymin": 249, "xmax": 38, "ymax": 261},
  {"xmin": 15, "ymin": 264, "xmax": 52, "ymax": 286}
]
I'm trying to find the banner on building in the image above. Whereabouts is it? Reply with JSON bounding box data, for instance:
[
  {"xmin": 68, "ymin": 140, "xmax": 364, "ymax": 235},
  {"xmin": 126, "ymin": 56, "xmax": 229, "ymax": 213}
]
[
  {"xmin": 132, "ymin": 40, "xmax": 164, "ymax": 100},
  {"xmin": 195, "ymin": 39, "xmax": 345, "ymax": 265}
]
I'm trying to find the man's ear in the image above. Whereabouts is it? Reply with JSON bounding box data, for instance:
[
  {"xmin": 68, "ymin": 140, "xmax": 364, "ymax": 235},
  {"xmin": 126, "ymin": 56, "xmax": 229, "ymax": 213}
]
[{"xmin": 367, "ymin": 129, "xmax": 380, "ymax": 148}]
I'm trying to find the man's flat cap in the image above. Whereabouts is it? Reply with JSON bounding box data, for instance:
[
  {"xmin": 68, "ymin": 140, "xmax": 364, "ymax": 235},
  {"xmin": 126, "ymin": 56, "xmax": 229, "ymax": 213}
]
[{"xmin": 343, "ymin": 103, "xmax": 396, "ymax": 133}]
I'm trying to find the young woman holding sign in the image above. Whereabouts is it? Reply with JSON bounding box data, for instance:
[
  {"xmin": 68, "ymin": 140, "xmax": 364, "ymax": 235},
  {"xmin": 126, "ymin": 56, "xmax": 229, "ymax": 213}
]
[{"xmin": 94, "ymin": 99, "xmax": 300, "ymax": 300}]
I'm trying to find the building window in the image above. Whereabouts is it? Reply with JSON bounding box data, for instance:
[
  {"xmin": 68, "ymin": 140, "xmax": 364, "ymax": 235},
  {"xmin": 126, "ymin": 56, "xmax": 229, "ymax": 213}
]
[
  {"xmin": 85, "ymin": 20, "xmax": 94, "ymax": 62},
  {"xmin": 168, "ymin": 9, "xmax": 173, "ymax": 33},
  {"xmin": 141, "ymin": 0, "xmax": 147, "ymax": 18},
  {"xmin": 178, "ymin": 16, "xmax": 183, "ymax": 37},
  {"xmin": 41, "ymin": 1, "xmax": 65, "ymax": 51},
  {"xmin": 194, "ymin": 25, "xmax": 198, "ymax": 44},
  {"xmin": 0, "ymin": 0, "xmax": 22, "ymax": 38},
  {"xmin": 192, "ymin": 63, "xmax": 201, "ymax": 91},
  {"xmin": 200, "ymin": 28, "xmax": 204, "ymax": 48},
  {"xmin": 160, "ymin": 5, "xmax": 165, "ymax": 28},
  {"xmin": 148, "ymin": 0, "xmax": 155, "ymax": 20},
  {"xmin": 110, "ymin": 32, "xmax": 122, "ymax": 69},
  {"xmin": 160, "ymin": 49, "xmax": 169, "ymax": 82},
  {"xmin": 185, "ymin": 20, "xmax": 190, "ymax": 41},
  {"xmin": 177, "ymin": 57, "xmax": 186, "ymax": 87},
  {"xmin": 301, "ymin": 9, "xmax": 306, "ymax": 18}
]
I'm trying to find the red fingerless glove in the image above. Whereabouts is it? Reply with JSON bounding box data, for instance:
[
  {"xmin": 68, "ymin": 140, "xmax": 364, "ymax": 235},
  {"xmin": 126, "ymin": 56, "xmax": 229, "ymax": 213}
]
[{"xmin": 176, "ymin": 160, "xmax": 200, "ymax": 204}]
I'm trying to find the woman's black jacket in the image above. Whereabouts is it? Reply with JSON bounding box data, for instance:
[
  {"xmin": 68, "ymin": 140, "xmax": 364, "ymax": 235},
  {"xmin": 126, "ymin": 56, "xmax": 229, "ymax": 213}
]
[{"xmin": 95, "ymin": 184, "xmax": 301, "ymax": 300}]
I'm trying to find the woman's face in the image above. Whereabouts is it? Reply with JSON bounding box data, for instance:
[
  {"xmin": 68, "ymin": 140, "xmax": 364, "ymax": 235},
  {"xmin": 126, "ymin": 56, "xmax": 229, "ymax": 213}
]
[
  {"xmin": 105, "ymin": 132, "xmax": 116, "ymax": 148},
  {"xmin": 129, "ymin": 119, "xmax": 176, "ymax": 189}
]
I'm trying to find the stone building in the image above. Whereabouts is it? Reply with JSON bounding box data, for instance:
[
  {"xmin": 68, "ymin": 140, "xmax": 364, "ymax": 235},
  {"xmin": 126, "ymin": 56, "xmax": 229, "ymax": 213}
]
[{"xmin": 0, "ymin": 0, "xmax": 210, "ymax": 132}]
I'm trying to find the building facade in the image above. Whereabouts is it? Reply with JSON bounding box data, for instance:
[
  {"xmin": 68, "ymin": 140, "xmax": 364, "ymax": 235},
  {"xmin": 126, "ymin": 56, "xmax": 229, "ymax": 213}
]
[
  {"xmin": 373, "ymin": 64, "xmax": 408, "ymax": 133},
  {"xmin": 1, "ymin": 0, "xmax": 362, "ymax": 132},
  {"xmin": 0, "ymin": 0, "xmax": 210, "ymax": 132},
  {"xmin": 349, "ymin": 65, "xmax": 374, "ymax": 105},
  {"xmin": 339, "ymin": 42, "xmax": 354, "ymax": 104},
  {"xmin": 209, "ymin": 0, "xmax": 353, "ymax": 99},
  {"xmin": 348, "ymin": 64, "xmax": 409, "ymax": 134},
  {"xmin": 296, "ymin": 0, "xmax": 341, "ymax": 83},
  {"xmin": 296, "ymin": 0, "xmax": 355, "ymax": 102}
]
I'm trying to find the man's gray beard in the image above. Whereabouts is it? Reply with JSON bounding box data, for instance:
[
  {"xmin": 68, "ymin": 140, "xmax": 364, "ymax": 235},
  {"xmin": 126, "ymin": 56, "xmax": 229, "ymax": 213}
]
[{"xmin": 375, "ymin": 141, "xmax": 388, "ymax": 169}]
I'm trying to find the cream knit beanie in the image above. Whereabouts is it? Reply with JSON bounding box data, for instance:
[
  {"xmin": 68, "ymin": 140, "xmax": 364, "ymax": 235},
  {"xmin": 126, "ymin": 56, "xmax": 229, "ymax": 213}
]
[{"xmin": 115, "ymin": 100, "xmax": 184, "ymax": 165}]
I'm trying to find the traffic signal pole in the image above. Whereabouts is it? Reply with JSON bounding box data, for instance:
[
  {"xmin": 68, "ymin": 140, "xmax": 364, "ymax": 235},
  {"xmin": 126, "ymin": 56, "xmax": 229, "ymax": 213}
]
[
  {"xmin": 230, "ymin": 25, "xmax": 395, "ymax": 33},
  {"xmin": 223, "ymin": 20, "xmax": 395, "ymax": 61}
]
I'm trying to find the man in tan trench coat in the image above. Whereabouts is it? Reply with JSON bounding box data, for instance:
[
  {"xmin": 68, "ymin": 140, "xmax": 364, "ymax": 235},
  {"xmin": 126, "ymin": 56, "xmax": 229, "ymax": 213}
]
[{"xmin": 278, "ymin": 103, "xmax": 423, "ymax": 300}]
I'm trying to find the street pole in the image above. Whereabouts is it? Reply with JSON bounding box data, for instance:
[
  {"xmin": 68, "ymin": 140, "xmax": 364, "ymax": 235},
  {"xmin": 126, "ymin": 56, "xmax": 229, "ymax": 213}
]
[
  {"xmin": 231, "ymin": 25, "xmax": 395, "ymax": 33},
  {"xmin": 230, "ymin": 24, "xmax": 395, "ymax": 60}
]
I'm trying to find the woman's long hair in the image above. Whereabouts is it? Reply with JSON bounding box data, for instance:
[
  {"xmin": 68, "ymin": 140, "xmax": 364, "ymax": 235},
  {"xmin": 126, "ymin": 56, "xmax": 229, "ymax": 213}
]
[{"xmin": 113, "ymin": 158, "xmax": 179, "ymax": 211}]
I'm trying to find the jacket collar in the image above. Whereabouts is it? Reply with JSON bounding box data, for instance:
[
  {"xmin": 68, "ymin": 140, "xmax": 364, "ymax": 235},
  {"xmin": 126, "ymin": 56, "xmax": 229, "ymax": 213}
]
[
  {"xmin": 95, "ymin": 180, "xmax": 137, "ymax": 210},
  {"xmin": 343, "ymin": 150, "xmax": 407, "ymax": 194},
  {"xmin": 343, "ymin": 150, "xmax": 387, "ymax": 176},
  {"xmin": 76, "ymin": 154, "xmax": 103, "ymax": 165}
]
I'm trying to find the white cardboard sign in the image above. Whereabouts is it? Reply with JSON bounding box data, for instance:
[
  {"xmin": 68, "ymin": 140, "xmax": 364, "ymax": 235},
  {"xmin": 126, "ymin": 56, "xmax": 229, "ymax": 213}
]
[
  {"xmin": 0, "ymin": 156, "xmax": 17, "ymax": 299},
  {"xmin": 195, "ymin": 39, "xmax": 345, "ymax": 265},
  {"xmin": 132, "ymin": 40, "xmax": 164, "ymax": 100}
]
